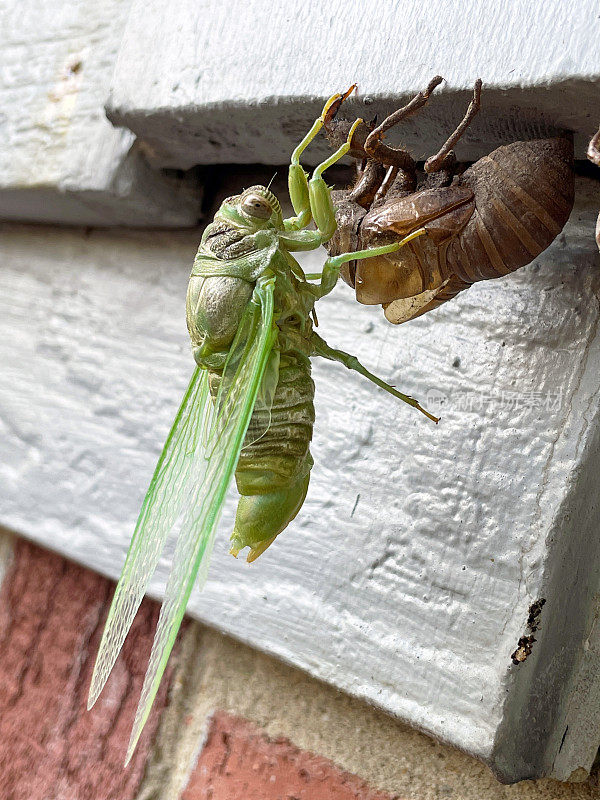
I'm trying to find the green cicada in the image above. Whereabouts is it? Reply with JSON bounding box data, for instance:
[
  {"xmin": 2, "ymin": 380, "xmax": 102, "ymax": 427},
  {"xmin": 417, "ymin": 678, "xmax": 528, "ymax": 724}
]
[{"xmin": 87, "ymin": 88, "xmax": 437, "ymax": 762}]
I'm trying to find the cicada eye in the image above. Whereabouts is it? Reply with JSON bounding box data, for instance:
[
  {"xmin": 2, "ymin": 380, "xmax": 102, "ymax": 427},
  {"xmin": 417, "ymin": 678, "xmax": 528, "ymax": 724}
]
[{"xmin": 241, "ymin": 193, "xmax": 272, "ymax": 220}]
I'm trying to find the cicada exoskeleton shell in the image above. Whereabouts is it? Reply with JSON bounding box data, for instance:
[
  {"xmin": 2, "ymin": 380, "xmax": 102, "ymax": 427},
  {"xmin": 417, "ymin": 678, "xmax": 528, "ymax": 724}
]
[
  {"xmin": 348, "ymin": 137, "xmax": 574, "ymax": 324},
  {"xmin": 324, "ymin": 79, "xmax": 575, "ymax": 324},
  {"xmin": 356, "ymin": 184, "xmax": 475, "ymax": 305}
]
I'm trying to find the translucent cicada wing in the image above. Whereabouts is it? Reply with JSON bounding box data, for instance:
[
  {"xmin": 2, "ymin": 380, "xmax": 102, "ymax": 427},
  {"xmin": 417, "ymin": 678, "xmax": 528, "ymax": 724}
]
[
  {"xmin": 87, "ymin": 367, "xmax": 212, "ymax": 711},
  {"xmin": 125, "ymin": 277, "xmax": 276, "ymax": 764},
  {"xmin": 208, "ymin": 294, "xmax": 280, "ymax": 449},
  {"xmin": 240, "ymin": 347, "xmax": 279, "ymax": 448}
]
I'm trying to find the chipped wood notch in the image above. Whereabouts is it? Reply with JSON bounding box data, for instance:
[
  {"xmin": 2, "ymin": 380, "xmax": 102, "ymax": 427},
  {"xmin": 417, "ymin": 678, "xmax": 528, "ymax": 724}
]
[{"xmin": 511, "ymin": 598, "xmax": 546, "ymax": 665}]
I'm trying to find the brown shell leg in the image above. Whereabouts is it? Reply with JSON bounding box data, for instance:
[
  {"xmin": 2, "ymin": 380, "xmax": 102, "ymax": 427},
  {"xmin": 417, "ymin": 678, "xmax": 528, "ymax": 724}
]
[
  {"xmin": 364, "ymin": 76, "xmax": 443, "ymax": 166},
  {"xmin": 425, "ymin": 79, "xmax": 482, "ymax": 174},
  {"xmin": 349, "ymin": 159, "xmax": 387, "ymax": 208}
]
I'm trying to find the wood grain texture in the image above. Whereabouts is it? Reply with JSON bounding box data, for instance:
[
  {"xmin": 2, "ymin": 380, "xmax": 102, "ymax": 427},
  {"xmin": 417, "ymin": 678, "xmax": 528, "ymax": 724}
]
[
  {"xmin": 106, "ymin": 0, "xmax": 600, "ymax": 168},
  {"xmin": 0, "ymin": 0, "xmax": 200, "ymax": 226},
  {"xmin": 0, "ymin": 539, "xmax": 172, "ymax": 798},
  {"xmin": 0, "ymin": 174, "xmax": 599, "ymax": 781}
]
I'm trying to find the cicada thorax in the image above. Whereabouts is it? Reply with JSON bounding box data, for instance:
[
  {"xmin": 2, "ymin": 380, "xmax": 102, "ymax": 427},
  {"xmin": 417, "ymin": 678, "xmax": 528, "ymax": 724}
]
[
  {"xmin": 186, "ymin": 274, "xmax": 253, "ymax": 365},
  {"xmin": 331, "ymin": 137, "xmax": 574, "ymax": 324},
  {"xmin": 186, "ymin": 222, "xmax": 256, "ymax": 366}
]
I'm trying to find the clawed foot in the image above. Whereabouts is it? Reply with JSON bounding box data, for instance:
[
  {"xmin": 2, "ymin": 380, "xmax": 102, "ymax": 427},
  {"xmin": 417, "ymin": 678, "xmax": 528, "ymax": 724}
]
[{"xmin": 320, "ymin": 84, "xmax": 357, "ymax": 126}]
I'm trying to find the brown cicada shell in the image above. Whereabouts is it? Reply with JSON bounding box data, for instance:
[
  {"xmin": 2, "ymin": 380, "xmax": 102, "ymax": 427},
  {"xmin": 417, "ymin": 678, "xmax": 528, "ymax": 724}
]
[
  {"xmin": 324, "ymin": 78, "xmax": 575, "ymax": 324},
  {"xmin": 587, "ymin": 126, "xmax": 600, "ymax": 251}
]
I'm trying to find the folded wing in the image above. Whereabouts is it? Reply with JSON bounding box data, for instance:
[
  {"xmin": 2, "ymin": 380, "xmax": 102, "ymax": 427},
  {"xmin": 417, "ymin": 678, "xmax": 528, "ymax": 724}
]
[{"xmin": 125, "ymin": 276, "xmax": 276, "ymax": 763}]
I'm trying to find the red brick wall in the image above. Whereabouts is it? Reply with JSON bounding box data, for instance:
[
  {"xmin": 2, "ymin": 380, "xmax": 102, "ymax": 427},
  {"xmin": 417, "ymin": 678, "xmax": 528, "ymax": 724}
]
[
  {"xmin": 182, "ymin": 710, "xmax": 398, "ymax": 800},
  {"xmin": 0, "ymin": 540, "xmax": 169, "ymax": 800}
]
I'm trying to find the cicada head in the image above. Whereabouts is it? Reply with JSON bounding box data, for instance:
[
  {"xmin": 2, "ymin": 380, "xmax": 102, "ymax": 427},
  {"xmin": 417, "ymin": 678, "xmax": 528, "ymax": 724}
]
[{"xmin": 216, "ymin": 185, "xmax": 283, "ymax": 230}]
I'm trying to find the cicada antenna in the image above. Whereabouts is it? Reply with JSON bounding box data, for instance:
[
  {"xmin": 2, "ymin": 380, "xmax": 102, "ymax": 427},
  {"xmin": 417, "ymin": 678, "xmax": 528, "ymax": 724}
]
[{"xmin": 266, "ymin": 172, "xmax": 278, "ymax": 192}]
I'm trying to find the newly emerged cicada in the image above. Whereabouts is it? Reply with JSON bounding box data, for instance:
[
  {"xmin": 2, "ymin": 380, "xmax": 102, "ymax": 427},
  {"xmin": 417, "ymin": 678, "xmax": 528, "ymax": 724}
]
[
  {"xmin": 324, "ymin": 77, "xmax": 575, "ymax": 323},
  {"xmin": 87, "ymin": 89, "xmax": 438, "ymax": 762},
  {"xmin": 588, "ymin": 125, "xmax": 600, "ymax": 250}
]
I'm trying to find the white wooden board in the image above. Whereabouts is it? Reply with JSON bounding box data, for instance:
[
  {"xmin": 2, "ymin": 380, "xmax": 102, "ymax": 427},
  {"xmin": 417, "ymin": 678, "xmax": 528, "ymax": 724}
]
[
  {"xmin": 0, "ymin": 0, "xmax": 200, "ymax": 226},
  {"xmin": 106, "ymin": 0, "xmax": 600, "ymax": 168},
  {"xmin": 1, "ymin": 173, "xmax": 599, "ymax": 781}
]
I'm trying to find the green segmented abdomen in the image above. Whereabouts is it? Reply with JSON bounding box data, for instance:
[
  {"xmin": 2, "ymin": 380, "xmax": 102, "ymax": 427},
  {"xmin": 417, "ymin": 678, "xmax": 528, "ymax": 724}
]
[
  {"xmin": 222, "ymin": 350, "xmax": 315, "ymax": 559},
  {"xmin": 236, "ymin": 353, "xmax": 315, "ymax": 495}
]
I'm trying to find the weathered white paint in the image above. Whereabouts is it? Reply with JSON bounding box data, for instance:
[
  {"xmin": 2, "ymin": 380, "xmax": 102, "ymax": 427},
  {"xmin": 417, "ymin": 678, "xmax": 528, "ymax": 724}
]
[
  {"xmin": 106, "ymin": 0, "xmax": 600, "ymax": 168},
  {"xmin": 0, "ymin": 0, "xmax": 200, "ymax": 226},
  {"xmin": 1, "ymin": 172, "xmax": 599, "ymax": 781}
]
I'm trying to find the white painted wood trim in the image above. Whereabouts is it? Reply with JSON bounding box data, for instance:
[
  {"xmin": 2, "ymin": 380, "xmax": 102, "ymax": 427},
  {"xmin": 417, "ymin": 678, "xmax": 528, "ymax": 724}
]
[
  {"xmin": 106, "ymin": 0, "xmax": 600, "ymax": 168},
  {"xmin": 0, "ymin": 0, "xmax": 200, "ymax": 226}
]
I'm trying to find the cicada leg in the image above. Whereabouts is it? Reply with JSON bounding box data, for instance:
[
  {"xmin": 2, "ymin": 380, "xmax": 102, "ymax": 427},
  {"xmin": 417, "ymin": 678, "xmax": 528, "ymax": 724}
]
[
  {"xmin": 311, "ymin": 228, "xmax": 427, "ymax": 298},
  {"xmin": 424, "ymin": 79, "xmax": 482, "ymax": 174},
  {"xmin": 285, "ymin": 86, "xmax": 356, "ymax": 232},
  {"xmin": 307, "ymin": 117, "xmax": 364, "ymax": 242},
  {"xmin": 282, "ymin": 117, "xmax": 366, "ymax": 251},
  {"xmin": 312, "ymin": 333, "xmax": 439, "ymax": 423}
]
